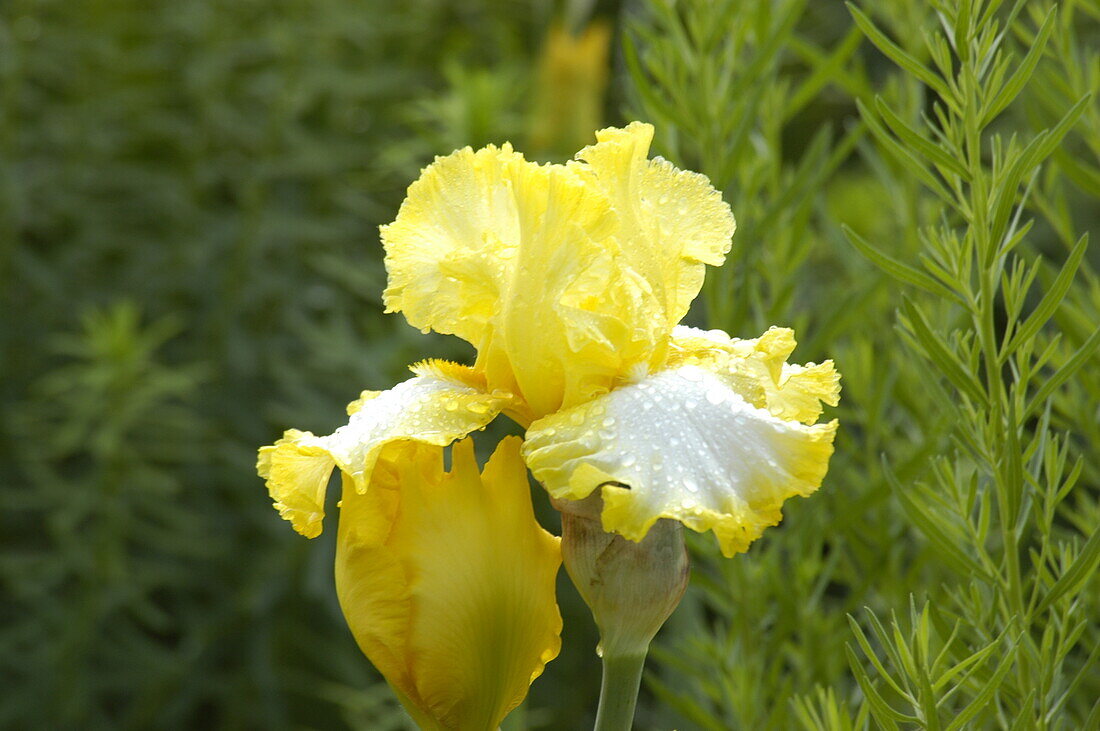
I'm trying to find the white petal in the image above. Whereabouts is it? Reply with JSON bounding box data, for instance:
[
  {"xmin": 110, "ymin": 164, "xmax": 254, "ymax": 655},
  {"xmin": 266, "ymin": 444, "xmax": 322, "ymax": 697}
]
[
  {"xmin": 258, "ymin": 369, "xmax": 508, "ymax": 537},
  {"xmin": 522, "ymin": 365, "xmax": 837, "ymax": 556}
]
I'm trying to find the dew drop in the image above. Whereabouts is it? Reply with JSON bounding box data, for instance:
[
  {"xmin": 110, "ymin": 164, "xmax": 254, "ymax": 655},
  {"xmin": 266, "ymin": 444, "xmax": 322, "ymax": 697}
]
[{"xmin": 705, "ymin": 388, "xmax": 726, "ymax": 405}]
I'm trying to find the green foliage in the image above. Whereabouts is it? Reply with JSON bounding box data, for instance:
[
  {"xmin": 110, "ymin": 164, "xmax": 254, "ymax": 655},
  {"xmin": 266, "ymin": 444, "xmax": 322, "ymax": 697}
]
[
  {"xmin": 2, "ymin": 0, "xmax": 1096, "ymax": 728},
  {"xmin": 624, "ymin": 0, "xmax": 1098, "ymax": 728},
  {"xmin": 0, "ymin": 0, "xmax": 554, "ymax": 728}
]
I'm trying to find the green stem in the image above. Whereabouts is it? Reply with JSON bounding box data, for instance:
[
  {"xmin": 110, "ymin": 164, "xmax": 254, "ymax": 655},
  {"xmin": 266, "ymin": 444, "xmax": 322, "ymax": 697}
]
[{"xmin": 594, "ymin": 653, "xmax": 647, "ymax": 731}]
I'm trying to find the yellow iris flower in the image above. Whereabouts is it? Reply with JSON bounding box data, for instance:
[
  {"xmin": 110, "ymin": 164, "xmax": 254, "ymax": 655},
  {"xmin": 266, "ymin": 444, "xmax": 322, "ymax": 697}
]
[
  {"xmin": 528, "ymin": 21, "xmax": 612, "ymax": 156},
  {"xmin": 258, "ymin": 122, "xmax": 839, "ymax": 727}
]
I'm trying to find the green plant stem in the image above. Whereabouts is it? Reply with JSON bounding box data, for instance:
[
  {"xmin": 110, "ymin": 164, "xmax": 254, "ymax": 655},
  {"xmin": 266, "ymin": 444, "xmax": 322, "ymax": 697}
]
[{"xmin": 594, "ymin": 653, "xmax": 647, "ymax": 731}]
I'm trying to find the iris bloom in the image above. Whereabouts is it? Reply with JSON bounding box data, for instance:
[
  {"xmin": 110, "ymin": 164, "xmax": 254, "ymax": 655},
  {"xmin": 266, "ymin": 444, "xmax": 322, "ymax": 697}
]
[
  {"xmin": 258, "ymin": 122, "xmax": 839, "ymax": 727},
  {"xmin": 529, "ymin": 20, "xmax": 612, "ymax": 156}
]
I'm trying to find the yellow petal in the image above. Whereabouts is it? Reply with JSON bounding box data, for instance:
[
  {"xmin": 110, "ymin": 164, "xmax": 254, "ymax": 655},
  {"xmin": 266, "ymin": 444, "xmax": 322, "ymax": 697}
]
[
  {"xmin": 574, "ymin": 122, "xmax": 736, "ymax": 329},
  {"xmin": 669, "ymin": 325, "xmax": 841, "ymax": 424},
  {"xmin": 523, "ymin": 363, "xmax": 837, "ymax": 558},
  {"xmin": 381, "ymin": 143, "xmax": 664, "ymax": 418},
  {"xmin": 336, "ymin": 438, "xmax": 563, "ymax": 730},
  {"xmin": 256, "ymin": 367, "xmax": 508, "ymax": 537}
]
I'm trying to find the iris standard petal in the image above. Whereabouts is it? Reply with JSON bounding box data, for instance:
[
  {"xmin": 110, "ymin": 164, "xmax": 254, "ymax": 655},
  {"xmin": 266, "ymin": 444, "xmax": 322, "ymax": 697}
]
[
  {"xmin": 574, "ymin": 122, "xmax": 736, "ymax": 330},
  {"xmin": 380, "ymin": 140, "xmax": 665, "ymax": 418},
  {"xmin": 256, "ymin": 363, "xmax": 508, "ymax": 537},
  {"xmin": 523, "ymin": 362, "xmax": 837, "ymax": 558},
  {"xmin": 336, "ymin": 438, "xmax": 563, "ymax": 730},
  {"xmin": 379, "ymin": 124, "xmax": 740, "ymax": 419}
]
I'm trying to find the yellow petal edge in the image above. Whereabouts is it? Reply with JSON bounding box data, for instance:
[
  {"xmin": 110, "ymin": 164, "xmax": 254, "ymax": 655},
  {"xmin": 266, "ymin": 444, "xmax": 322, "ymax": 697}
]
[
  {"xmin": 256, "ymin": 365, "xmax": 508, "ymax": 538},
  {"xmin": 523, "ymin": 328, "xmax": 839, "ymax": 557},
  {"xmin": 336, "ymin": 438, "xmax": 562, "ymax": 730}
]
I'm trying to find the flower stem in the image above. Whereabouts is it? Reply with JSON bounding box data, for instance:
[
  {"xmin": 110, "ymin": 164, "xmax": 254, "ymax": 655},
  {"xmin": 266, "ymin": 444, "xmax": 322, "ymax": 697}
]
[{"xmin": 593, "ymin": 652, "xmax": 646, "ymax": 731}]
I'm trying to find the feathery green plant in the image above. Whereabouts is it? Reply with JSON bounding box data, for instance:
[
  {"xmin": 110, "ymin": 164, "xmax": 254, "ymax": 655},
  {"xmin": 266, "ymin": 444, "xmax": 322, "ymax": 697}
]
[
  {"xmin": 622, "ymin": 0, "xmax": 1098, "ymax": 728},
  {"xmin": 835, "ymin": 0, "xmax": 1099, "ymax": 726}
]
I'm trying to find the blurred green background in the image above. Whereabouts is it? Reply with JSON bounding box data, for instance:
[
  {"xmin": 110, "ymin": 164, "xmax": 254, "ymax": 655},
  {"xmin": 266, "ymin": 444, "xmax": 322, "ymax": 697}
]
[{"xmin": 2, "ymin": 0, "xmax": 1097, "ymax": 729}]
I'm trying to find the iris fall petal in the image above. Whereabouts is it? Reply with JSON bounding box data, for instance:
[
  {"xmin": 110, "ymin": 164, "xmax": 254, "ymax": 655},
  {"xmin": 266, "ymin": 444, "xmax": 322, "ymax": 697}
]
[
  {"xmin": 523, "ymin": 359, "xmax": 837, "ymax": 558},
  {"xmin": 256, "ymin": 365, "xmax": 508, "ymax": 537},
  {"xmin": 336, "ymin": 438, "xmax": 562, "ymax": 730}
]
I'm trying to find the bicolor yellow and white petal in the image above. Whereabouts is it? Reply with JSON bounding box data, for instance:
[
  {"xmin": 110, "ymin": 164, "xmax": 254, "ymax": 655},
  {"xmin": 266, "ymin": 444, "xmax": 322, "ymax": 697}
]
[
  {"xmin": 522, "ymin": 364, "xmax": 837, "ymax": 558},
  {"xmin": 255, "ymin": 365, "xmax": 508, "ymax": 538},
  {"xmin": 381, "ymin": 141, "xmax": 667, "ymax": 418},
  {"xmin": 574, "ymin": 122, "xmax": 736, "ymax": 330},
  {"xmin": 336, "ymin": 438, "xmax": 563, "ymax": 731},
  {"xmin": 668, "ymin": 325, "xmax": 841, "ymax": 424}
]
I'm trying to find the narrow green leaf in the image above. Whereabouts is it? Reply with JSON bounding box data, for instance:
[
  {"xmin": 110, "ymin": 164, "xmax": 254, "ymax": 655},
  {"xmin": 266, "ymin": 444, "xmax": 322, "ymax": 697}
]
[
  {"xmin": 646, "ymin": 673, "xmax": 726, "ymax": 731},
  {"xmin": 1008, "ymin": 690, "xmax": 1038, "ymax": 731},
  {"xmin": 953, "ymin": 0, "xmax": 972, "ymax": 62},
  {"xmin": 845, "ymin": 645, "xmax": 912, "ymax": 728},
  {"xmin": 900, "ymin": 298, "xmax": 988, "ymax": 405},
  {"xmin": 847, "ymin": 4, "xmax": 953, "ymax": 103},
  {"xmin": 945, "ymin": 635, "xmax": 1020, "ymax": 730},
  {"xmin": 621, "ymin": 31, "xmax": 682, "ymax": 129},
  {"xmin": 1035, "ymin": 528, "xmax": 1100, "ymax": 615},
  {"xmin": 856, "ymin": 98, "xmax": 957, "ymax": 203},
  {"xmin": 848, "ymin": 615, "xmax": 912, "ymax": 700},
  {"xmin": 981, "ymin": 7, "xmax": 1056, "ymax": 126},
  {"xmin": 915, "ymin": 656, "xmax": 942, "ymax": 731},
  {"xmin": 1003, "ymin": 234, "xmax": 1089, "ymax": 357},
  {"xmin": 1053, "ymin": 147, "xmax": 1100, "ymax": 197},
  {"xmin": 988, "ymin": 96, "xmax": 1091, "ymax": 256},
  {"xmin": 1046, "ymin": 641, "xmax": 1100, "ymax": 722},
  {"xmin": 874, "ymin": 97, "xmax": 968, "ymax": 177},
  {"xmin": 885, "ymin": 465, "xmax": 991, "ymax": 582},
  {"xmin": 1025, "ymin": 325, "xmax": 1100, "ymax": 417},
  {"xmin": 844, "ymin": 226, "xmax": 963, "ymax": 304}
]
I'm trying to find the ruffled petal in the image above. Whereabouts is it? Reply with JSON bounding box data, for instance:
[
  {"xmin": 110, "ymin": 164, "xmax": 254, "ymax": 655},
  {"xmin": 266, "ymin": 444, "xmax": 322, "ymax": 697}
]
[
  {"xmin": 522, "ymin": 364, "xmax": 837, "ymax": 557},
  {"xmin": 669, "ymin": 325, "xmax": 841, "ymax": 424},
  {"xmin": 574, "ymin": 122, "xmax": 736, "ymax": 328},
  {"xmin": 256, "ymin": 365, "xmax": 508, "ymax": 537},
  {"xmin": 336, "ymin": 438, "xmax": 563, "ymax": 730},
  {"xmin": 381, "ymin": 141, "xmax": 666, "ymax": 418}
]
